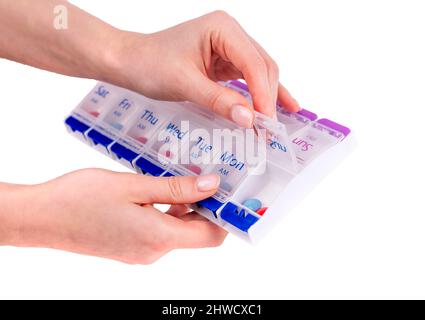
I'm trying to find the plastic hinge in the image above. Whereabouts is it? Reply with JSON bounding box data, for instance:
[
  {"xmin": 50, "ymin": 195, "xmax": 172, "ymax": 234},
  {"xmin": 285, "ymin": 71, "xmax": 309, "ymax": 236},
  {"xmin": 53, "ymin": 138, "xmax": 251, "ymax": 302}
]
[
  {"xmin": 65, "ymin": 116, "xmax": 90, "ymax": 134},
  {"xmin": 196, "ymin": 197, "xmax": 224, "ymax": 218},
  {"xmin": 135, "ymin": 157, "xmax": 166, "ymax": 176},
  {"xmin": 87, "ymin": 129, "xmax": 114, "ymax": 149},
  {"xmin": 220, "ymin": 203, "xmax": 259, "ymax": 232},
  {"xmin": 110, "ymin": 143, "xmax": 139, "ymax": 163}
]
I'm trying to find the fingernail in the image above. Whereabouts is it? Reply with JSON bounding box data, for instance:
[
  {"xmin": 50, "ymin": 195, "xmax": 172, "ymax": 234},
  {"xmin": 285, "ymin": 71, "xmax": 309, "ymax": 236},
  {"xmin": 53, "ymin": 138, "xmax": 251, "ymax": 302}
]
[
  {"xmin": 231, "ymin": 104, "xmax": 254, "ymax": 128},
  {"xmin": 196, "ymin": 175, "xmax": 220, "ymax": 192}
]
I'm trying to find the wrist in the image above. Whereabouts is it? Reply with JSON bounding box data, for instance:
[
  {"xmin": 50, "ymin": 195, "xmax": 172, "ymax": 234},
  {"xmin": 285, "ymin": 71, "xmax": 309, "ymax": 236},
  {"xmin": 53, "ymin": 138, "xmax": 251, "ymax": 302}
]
[{"xmin": 95, "ymin": 28, "xmax": 151, "ymax": 92}]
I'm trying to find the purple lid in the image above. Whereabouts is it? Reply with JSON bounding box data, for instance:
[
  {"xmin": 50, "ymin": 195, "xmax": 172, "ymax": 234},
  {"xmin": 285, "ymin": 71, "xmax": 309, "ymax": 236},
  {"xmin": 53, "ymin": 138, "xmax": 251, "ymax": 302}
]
[
  {"xmin": 317, "ymin": 118, "xmax": 351, "ymax": 136},
  {"xmin": 229, "ymin": 80, "xmax": 249, "ymax": 92},
  {"xmin": 297, "ymin": 108, "xmax": 318, "ymax": 121}
]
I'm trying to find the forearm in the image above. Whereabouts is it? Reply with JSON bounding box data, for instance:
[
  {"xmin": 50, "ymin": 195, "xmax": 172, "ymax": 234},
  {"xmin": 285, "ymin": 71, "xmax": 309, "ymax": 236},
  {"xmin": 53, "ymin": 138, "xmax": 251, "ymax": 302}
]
[
  {"xmin": 0, "ymin": 183, "xmax": 26, "ymax": 246},
  {"xmin": 0, "ymin": 0, "xmax": 121, "ymax": 81}
]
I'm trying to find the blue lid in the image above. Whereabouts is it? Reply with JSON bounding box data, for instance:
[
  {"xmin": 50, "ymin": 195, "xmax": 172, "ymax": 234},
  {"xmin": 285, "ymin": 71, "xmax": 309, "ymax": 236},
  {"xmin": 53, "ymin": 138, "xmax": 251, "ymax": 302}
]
[
  {"xmin": 135, "ymin": 157, "xmax": 166, "ymax": 176},
  {"xmin": 110, "ymin": 143, "xmax": 139, "ymax": 163},
  {"xmin": 196, "ymin": 197, "xmax": 224, "ymax": 218},
  {"xmin": 65, "ymin": 116, "xmax": 90, "ymax": 134},
  {"xmin": 87, "ymin": 129, "xmax": 114, "ymax": 149},
  {"xmin": 220, "ymin": 202, "xmax": 259, "ymax": 232}
]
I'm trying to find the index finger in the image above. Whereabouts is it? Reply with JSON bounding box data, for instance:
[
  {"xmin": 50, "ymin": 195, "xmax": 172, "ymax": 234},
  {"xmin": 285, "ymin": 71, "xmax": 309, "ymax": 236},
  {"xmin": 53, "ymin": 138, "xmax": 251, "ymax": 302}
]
[{"xmin": 209, "ymin": 15, "xmax": 274, "ymax": 117}]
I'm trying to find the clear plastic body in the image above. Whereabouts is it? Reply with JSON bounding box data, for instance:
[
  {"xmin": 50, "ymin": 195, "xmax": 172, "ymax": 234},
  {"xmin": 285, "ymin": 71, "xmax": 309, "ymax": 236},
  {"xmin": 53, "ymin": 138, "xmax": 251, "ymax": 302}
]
[{"xmin": 65, "ymin": 80, "xmax": 351, "ymax": 243}]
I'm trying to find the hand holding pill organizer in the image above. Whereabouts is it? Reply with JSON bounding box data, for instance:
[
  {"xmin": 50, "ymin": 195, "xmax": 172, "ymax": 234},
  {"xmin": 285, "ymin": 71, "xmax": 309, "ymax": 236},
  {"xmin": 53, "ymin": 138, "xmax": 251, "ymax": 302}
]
[{"xmin": 65, "ymin": 80, "xmax": 355, "ymax": 243}]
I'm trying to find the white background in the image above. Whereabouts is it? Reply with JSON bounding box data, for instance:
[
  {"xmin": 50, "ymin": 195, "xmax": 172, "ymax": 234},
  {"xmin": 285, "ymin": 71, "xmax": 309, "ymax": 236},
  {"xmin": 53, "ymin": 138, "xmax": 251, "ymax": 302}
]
[{"xmin": 0, "ymin": 0, "xmax": 424, "ymax": 299}]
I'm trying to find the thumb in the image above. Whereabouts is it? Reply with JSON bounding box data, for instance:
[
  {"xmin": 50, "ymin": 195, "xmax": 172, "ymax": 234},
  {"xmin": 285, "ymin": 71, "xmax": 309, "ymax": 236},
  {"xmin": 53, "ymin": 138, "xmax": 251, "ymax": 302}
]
[
  {"xmin": 125, "ymin": 174, "xmax": 220, "ymax": 205},
  {"xmin": 184, "ymin": 73, "xmax": 254, "ymax": 128}
]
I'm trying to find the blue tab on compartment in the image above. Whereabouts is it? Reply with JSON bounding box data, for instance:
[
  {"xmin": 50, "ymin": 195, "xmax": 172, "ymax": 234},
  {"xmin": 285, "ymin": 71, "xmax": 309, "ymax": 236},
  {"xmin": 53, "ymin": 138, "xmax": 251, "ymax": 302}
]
[
  {"xmin": 197, "ymin": 197, "xmax": 224, "ymax": 218},
  {"xmin": 65, "ymin": 116, "xmax": 90, "ymax": 134},
  {"xmin": 87, "ymin": 129, "xmax": 114, "ymax": 149},
  {"xmin": 220, "ymin": 203, "xmax": 259, "ymax": 232},
  {"xmin": 110, "ymin": 143, "xmax": 139, "ymax": 164},
  {"xmin": 135, "ymin": 157, "xmax": 165, "ymax": 176}
]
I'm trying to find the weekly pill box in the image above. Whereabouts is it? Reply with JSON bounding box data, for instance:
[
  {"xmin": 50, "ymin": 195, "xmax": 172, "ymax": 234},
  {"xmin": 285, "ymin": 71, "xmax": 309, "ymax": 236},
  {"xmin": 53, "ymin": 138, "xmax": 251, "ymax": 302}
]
[{"xmin": 65, "ymin": 80, "xmax": 355, "ymax": 243}]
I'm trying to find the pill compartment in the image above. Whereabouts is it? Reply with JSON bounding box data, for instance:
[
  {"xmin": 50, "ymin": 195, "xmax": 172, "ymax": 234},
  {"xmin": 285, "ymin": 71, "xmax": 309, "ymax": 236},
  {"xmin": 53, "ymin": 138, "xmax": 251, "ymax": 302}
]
[
  {"xmin": 221, "ymin": 113, "xmax": 299, "ymax": 233},
  {"xmin": 177, "ymin": 108, "xmax": 237, "ymax": 177},
  {"xmin": 101, "ymin": 94, "xmax": 138, "ymax": 132},
  {"xmin": 145, "ymin": 112, "xmax": 193, "ymax": 165},
  {"xmin": 85, "ymin": 88, "xmax": 142, "ymax": 155},
  {"xmin": 291, "ymin": 118, "xmax": 349, "ymax": 167},
  {"xmin": 255, "ymin": 112, "xmax": 299, "ymax": 174},
  {"xmin": 277, "ymin": 107, "xmax": 317, "ymax": 137},
  {"xmin": 230, "ymin": 162, "xmax": 295, "ymax": 217},
  {"xmin": 77, "ymin": 83, "xmax": 122, "ymax": 119},
  {"xmin": 204, "ymin": 126, "xmax": 266, "ymax": 201},
  {"xmin": 65, "ymin": 83, "xmax": 123, "ymax": 141},
  {"xmin": 125, "ymin": 97, "xmax": 173, "ymax": 146}
]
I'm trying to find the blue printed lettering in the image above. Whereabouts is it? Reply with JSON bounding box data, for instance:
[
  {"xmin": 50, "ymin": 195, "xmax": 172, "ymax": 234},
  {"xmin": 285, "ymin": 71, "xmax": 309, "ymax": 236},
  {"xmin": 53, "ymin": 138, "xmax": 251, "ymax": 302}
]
[
  {"xmin": 218, "ymin": 168, "xmax": 230, "ymax": 176},
  {"xmin": 94, "ymin": 86, "xmax": 109, "ymax": 98},
  {"xmin": 220, "ymin": 152, "xmax": 245, "ymax": 171},
  {"xmin": 140, "ymin": 110, "xmax": 159, "ymax": 125},
  {"xmin": 269, "ymin": 139, "xmax": 288, "ymax": 152},
  {"xmin": 195, "ymin": 136, "xmax": 213, "ymax": 153},
  {"xmin": 118, "ymin": 99, "xmax": 132, "ymax": 110},
  {"xmin": 165, "ymin": 123, "xmax": 187, "ymax": 140}
]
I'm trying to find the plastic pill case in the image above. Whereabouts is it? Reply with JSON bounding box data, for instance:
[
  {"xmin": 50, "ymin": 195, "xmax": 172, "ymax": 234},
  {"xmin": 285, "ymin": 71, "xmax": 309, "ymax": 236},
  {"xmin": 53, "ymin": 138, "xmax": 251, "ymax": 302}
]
[{"xmin": 65, "ymin": 80, "xmax": 355, "ymax": 243}]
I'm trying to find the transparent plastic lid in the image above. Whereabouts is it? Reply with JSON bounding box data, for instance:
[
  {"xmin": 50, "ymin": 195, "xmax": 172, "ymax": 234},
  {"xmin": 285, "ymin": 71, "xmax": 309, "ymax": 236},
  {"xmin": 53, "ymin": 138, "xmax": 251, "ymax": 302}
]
[
  {"xmin": 291, "ymin": 120, "xmax": 347, "ymax": 166},
  {"xmin": 74, "ymin": 83, "xmax": 122, "ymax": 122},
  {"xmin": 254, "ymin": 112, "xmax": 299, "ymax": 174}
]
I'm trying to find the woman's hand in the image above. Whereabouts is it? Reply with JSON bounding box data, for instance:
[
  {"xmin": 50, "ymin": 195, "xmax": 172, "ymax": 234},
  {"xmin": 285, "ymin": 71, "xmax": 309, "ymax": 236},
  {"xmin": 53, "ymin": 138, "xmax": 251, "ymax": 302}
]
[
  {"xmin": 108, "ymin": 11, "xmax": 299, "ymax": 128},
  {"xmin": 1, "ymin": 169, "xmax": 226, "ymax": 264},
  {"xmin": 0, "ymin": 2, "xmax": 298, "ymax": 125}
]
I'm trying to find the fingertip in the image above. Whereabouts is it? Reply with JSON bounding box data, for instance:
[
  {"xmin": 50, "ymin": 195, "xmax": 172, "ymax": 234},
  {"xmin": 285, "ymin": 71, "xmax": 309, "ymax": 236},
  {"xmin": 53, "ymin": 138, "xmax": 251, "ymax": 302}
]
[
  {"xmin": 230, "ymin": 104, "xmax": 254, "ymax": 128},
  {"xmin": 196, "ymin": 174, "xmax": 220, "ymax": 193},
  {"xmin": 278, "ymin": 84, "xmax": 300, "ymax": 112},
  {"xmin": 285, "ymin": 99, "xmax": 301, "ymax": 113}
]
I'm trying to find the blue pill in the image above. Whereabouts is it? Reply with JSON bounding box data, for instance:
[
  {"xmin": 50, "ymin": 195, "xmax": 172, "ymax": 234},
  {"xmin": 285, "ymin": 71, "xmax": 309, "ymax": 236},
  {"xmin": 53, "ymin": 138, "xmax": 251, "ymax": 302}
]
[
  {"xmin": 242, "ymin": 198, "xmax": 262, "ymax": 212},
  {"xmin": 110, "ymin": 122, "xmax": 124, "ymax": 131}
]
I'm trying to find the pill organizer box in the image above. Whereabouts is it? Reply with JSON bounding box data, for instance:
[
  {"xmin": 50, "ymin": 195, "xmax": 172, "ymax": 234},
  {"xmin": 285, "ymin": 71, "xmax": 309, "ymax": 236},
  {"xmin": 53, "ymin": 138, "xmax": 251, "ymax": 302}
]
[{"xmin": 65, "ymin": 80, "xmax": 355, "ymax": 243}]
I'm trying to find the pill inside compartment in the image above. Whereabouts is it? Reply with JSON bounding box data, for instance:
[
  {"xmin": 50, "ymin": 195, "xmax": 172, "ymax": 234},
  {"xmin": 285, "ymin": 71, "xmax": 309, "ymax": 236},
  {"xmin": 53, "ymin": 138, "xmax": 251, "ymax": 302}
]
[{"xmin": 227, "ymin": 114, "xmax": 298, "ymax": 230}]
